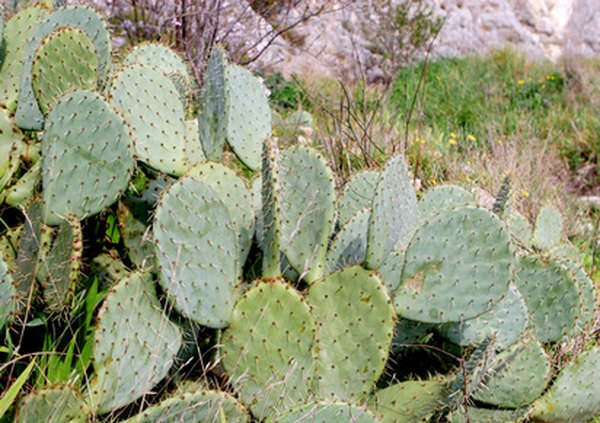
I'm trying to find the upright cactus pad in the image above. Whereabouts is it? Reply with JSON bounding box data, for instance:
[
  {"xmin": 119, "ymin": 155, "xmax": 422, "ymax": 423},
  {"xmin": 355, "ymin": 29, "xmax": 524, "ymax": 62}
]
[
  {"xmin": 367, "ymin": 380, "xmax": 447, "ymax": 423},
  {"xmin": 37, "ymin": 218, "xmax": 82, "ymax": 312},
  {"xmin": 531, "ymin": 347, "xmax": 600, "ymax": 422},
  {"xmin": 17, "ymin": 5, "xmax": 111, "ymax": 130},
  {"xmin": 110, "ymin": 64, "xmax": 188, "ymax": 176},
  {"xmin": 188, "ymin": 162, "xmax": 255, "ymax": 264},
  {"xmin": 91, "ymin": 272, "xmax": 182, "ymax": 414},
  {"xmin": 198, "ymin": 46, "xmax": 227, "ymax": 161},
  {"xmin": 307, "ymin": 266, "xmax": 395, "ymax": 401},
  {"xmin": 0, "ymin": 106, "xmax": 26, "ymax": 191},
  {"xmin": 0, "ymin": 254, "xmax": 16, "ymax": 328},
  {"xmin": 225, "ymin": 65, "xmax": 271, "ymax": 170},
  {"xmin": 123, "ymin": 42, "xmax": 192, "ymax": 101},
  {"xmin": 366, "ymin": 155, "xmax": 418, "ymax": 269},
  {"xmin": 562, "ymin": 259, "xmax": 596, "ymax": 332},
  {"xmin": 17, "ymin": 387, "xmax": 88, "ymax": 423},
  {"xmin": 154, "ymin": 176, "xmax": 239, "ymax": 328},
  {"xmin": 278, "ymin": 145, "xmax": 336, "ymax": 282},
  {"xmin": 184, "ymin": 119, "xmax": 206, "ymax": 166},
  {"xmin": 273, "ymin": 402, "xmax": 380, "ymax": 423},
  {"xmin": 513, "ymin": 255, "xmax": 580, "ymax": 342},
  {"xmin": 31, "ymin": 27, "xmax": 99, "ymax": 115},
  {"xmin": 124, "ymin": 390, "xmax": 248, "ymax": 423},
  {"xmin": 418, "ymin": 184, "xmax": 476, "ymax": 221},
  {"xmin": 41, "ymin": 90, "xmax": 134, "ymax": 225},
  {"xmin": 0, "ymin": 6, "xmax": 49, "ymax": 110},
  {"xmin": 325, "ymin": 207, "xmax": 369, "ymax": 274},
  {"xmin": 259, "ymin": 139, "xmax": 281, "ymax": 277},
  {"xmin": 472, "ymin": 336, "xmax": 550, "ymax": 408},
  {"xmin": 507, "ymin": 210, "xmax": 533, "ymax": 246},
  {"xmin": 531, "ymin": 204, "xmax": 563, "ymax": 250},
  {"xmin": 338, "ymin": 170, "xmax": 379, "ymax": 226},
  {"xmin": 221, "ymin": 280, "xmax": 315, "ymax": 420},
  {"xmin": 438, "ymin": 284, "xmax": 529, "ymax": 348},
  {"xmin": 395, "ymin": 207, "xmax": 513, "ymax": 323}
]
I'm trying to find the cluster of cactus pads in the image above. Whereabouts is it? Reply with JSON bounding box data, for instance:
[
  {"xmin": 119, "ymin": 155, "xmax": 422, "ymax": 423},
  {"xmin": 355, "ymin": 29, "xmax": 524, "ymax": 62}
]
[{"xmin": 0, "ymin": 2, "xmax": 598, "ymax": 422}]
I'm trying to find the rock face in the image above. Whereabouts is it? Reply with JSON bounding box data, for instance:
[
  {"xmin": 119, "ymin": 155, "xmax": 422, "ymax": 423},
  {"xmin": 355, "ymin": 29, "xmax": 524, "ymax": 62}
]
[{"xmin": 228, "ymin": 0, "xmax": 600, "ymax": 80}]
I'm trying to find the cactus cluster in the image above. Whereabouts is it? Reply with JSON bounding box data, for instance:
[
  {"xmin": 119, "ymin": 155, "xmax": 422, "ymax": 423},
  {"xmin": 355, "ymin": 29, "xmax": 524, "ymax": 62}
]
[{"xmin": 0, "ymin": 3, "xmax": 598, "ymax": 423}]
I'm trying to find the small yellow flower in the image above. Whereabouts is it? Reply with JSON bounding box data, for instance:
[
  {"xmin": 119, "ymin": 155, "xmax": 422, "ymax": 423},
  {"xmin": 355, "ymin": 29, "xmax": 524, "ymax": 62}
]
[
  {"xmin": 546, "ymin": 75, "xmax": 552, "ymax": 80},
  {"xmin": 541, "ymin": 84, "xmax": 545, "ymax": 89},
  {"xmin": 467, "ymin": 135, "xmax": 476, "ymax": 142},
  {"xmin": 517, "ymin": 79, "xmax": 525, "ymax": 85},
  {"xmin": 497, "ymin": 139, "xmax": 503, "ymax": 145},
  {"xmin": 429, "ymin": 178, "xmax": 437, "ymax": 186},
  {"xmin": 420, "ymin": 139, "xmax": 427, "ymax": 144},
  {"xmin": 522, "ymin": 190, "xmax": 529, "ymax": 198},
  {"xmin": 450, "ymin": 132, "xmax": 457, "ymax": 138},
  {"xmin": 467, "ymin": 160, "xmax": 472, "ymax": 166},
  {"xmin": 448, "ymin": 138, "xmax": 457, "ymax": 145}
]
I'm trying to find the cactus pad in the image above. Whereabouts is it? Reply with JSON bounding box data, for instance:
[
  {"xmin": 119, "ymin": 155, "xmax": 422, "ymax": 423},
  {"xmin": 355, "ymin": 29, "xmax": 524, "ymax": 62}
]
[
  {"xmin": 154, "ymin": 176, "xmax": 239, "ymax": 328},
  {"xmin": 125, "ymin": 390, "xmax": 248, "ymax": 423},
  {"xmin": 17, "ymin": 5, "xmax": 111, "ymax": 130},
  {"xmin": 110, "ymin": 64, "xmax": 188, "ymax": 176},
  {"xmin": 41, "ymin": 90, "xmax": 134, "ymax": 225},
  {"xmin": 92, "ymin": 272, "xmax": 182, "ymax": 414},
  {"xmin": 259, "ymin": 139, "xmax": 281, "ymax": 277},
  {"xmin": 531, "ymin": 346, "xmax": 600, "ymax": 422},
  {"xmin": 0, "ymin": 254, "xmax": 16, "ymax": 328},
  {"xmin": 367, "ymin": 380, "xmax": 447, "ymax": 423},
  {"xmin": 472, "ymin": 336, "xmax": 550, "ymax": 408},
  {"xmin": 0, "ymin": 6, "xmax": 49, "ymax": 110},
  {"xmin": 366, "ymin": 155, "xmax": 418, "ymax": 269},
  {"xmin": 198, "ymin": 46, "xmax": 227, "ymax": 161},
  {"xmin": 225, "ymin": 65, "xmax": 271, "ymax": 170},
  {"xmin": 31, "ymin": 27, "xmax": 99, "ymax": 114},
  {"xmin": 418, "ymin": 184, "xmax": 476, "ymax": 221},
  {"xmin": 513, "ymin": 255, "xmax": 580, "ymax": 342},
  {"xmin": 338, "ymin": 170, "xmax": 378, "ymax": 226},
  {"xmin": 222, "ymin": 280, "xmax": 315, "ymax": 420},
  {"xmin": 278, "ymin": 145, "xmax": 335, "ymax": 282},
  {"xmin": 274, "ymin": 402, "xmax": 380, "ymax": 423},
  {"xmin": 0, "ymin": 106, "xmax": 26, "ymax": 191},
  {"xmin": 377, "ymin": 249, "xmax": 406, "ymax": 294},
  {"xmin": 562, "ymin": 260, "xmax": 596, "ymax": 332},
  {"xmin": 184, "ymin": 119, "xmax": 205, "ymax": 166},
  {"xmin": 188, "ymin": 162, "xmax": 255, "ymax": 264},
  {"xmin": 438, "ymin": 284, "xmax": 528, "ymax": 348},
  {"xmin": 17, "ymin": 387, "xmax": 88, "ymax": 423},
  {"xmin": 325, "ymin": 207, "xmax": 369, "ymax": 274},
  {"xmin": 507, "ymin": 210, "xmax": 533, "ymax": 246},
  {"xmin": 395, "ymin": 207, "xmax": 513, "ymax": 323},
  {"xmin": 307, "ymin": 266, "xmax": 395, "ymax": 401},
  {"xmin": 531, "ymin": 204, "xmax": 563, "ymax": 250}
]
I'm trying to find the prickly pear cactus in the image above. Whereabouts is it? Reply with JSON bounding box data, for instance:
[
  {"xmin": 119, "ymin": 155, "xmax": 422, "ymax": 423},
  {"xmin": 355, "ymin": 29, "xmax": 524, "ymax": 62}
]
[
  {"xmin": 531, "ymin": 204, "xmax": 563, "ymax": 250},
  {"xmin": 395, "ymin": 207, "xmax": 513, "ymax": 323},
  {"xmin": 307, "ymin": 266, "xmax": 395, "ymax": 402},
  {"xmin": 259, "ymin": 139, "xmax": 281, "ymax": 277},
  {"xmin": 337, "ymin": 170, "xmax": 379, "ymax": 226},
  {"xmin": 17, "ymin": 5, "xmax": 111, "ymax": 130},
  {"xmin": 277, "ymin": 145, "xmax": 335, "ymax": 282},
  {"xmin": 531, "ymin": 346, "xmax": 600, "ymax": 422},
  {"xmin": 367, "ymin": 380, "xmax": 447, "ymax": 423},
  {"xmin": 222, "ymin": 280, "xmax": 315, "ymax": 420},
  {"xmin": 325, "ymin": 207, "xmax": 370, "ymax": 274},
  {"xmin": 225, "ymin": 65, "xmax": 271, "ymax": 170},
  {"xmin": 507, "ymin": 209, "xmax": 533, "ymax": 246},
  {"xmin": 0, "ymin": 5, "xmax": 49, "ymax": 110},
  {"xmin": 17, "ymin": 387, "xmax": 88, "ymax": 423},
  {"xmin": 0, "ymin": 106, "xmax": 26, "ymax": 192},
  {"xmin": 124, "ymin": 390, "xmax": 249, "ymax": 423},
  {"xmin": 513, "ymin": 255, "xmax": 580, "ymax": 342},
  {"xmin": 366, "ymin": 155, "xmax": 418, "ymax": 269},
  {"xmin": 109, "ymin": 64, "xmax": 188, "ymax": 176},
  {"xmin": 154, "ymin": 175, "xmax": 239, "ymax": 328},
  {"xmin": 31, "ymin": 27, "xmax": 99, "ymax": 114},
  {"xmin": 198, "ymin": 46, "xmax": 227, "ymax": 161},
  {"xmin": 273, "ymin": 402, "xmax": 381, "ymax": 423},
  {"xmin": 438, "ymin": 284, "xmax": 529, "ymax": 348},
  {"xmin": 472, "ymin": 336, "xmax": 550, "ymax": 408},
  {"xmin": 418, "ymin": 184, "xmax": 476, "ymax": 221},
  {"xmin": 91, "ymin": 272, "xmax": 182, "ymax": 414},
  {"xmin": 41, "ymin": 90, "xmax": 134, "ymax": 225},
  {"xmin": 188, "ymin": 162, "xmax": 255, "ymax": 264},
  {"xmin": 0, "ymin": 253, "xmax": 16, "ymax": 328}
]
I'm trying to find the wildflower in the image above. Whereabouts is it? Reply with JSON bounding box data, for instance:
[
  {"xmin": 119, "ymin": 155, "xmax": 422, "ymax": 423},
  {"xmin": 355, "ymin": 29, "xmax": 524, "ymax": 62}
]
[
  {"xmin": 429, "ymin": 178, "xmax": 437, "ymax": 186},
  {"xmin": 541, "ymin": 84, "xmax": 545, "ymax": 89},
  {"xmin": 517, "ymin": 79, "xmax": 525, "ymax": 85},
  {"xmin": 467, "ymin": 134, "xmax": 476, "ymax": 142},
  {"xmin": 420, "ymin": 139, "xmax": 427, "ymax": 144},
  {"xmin": 522, "ymin": 190, "xmax": 529, "ymax": 198},
  {"xmin": 448, "ymin": 138, "xmax": 457, "ymax": 145},
  {"xmin": 497, "ymin": 139, "xmax": 503, "ymax": 145},
  {"xmin": 450, "ymin": 132, "xmax": 457, "ymax": 138}
]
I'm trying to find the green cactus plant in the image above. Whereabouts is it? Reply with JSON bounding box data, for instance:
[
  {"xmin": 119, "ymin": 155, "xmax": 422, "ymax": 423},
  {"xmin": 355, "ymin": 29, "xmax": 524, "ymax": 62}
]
[
  {"xmin": 531, "ymin": 204, "xmax": 563, "ymax": 250},
  {"xmin": 0, "ymin": 252, "xmax": 16, "ymax": 328},
  {"xmin": 418, "ymin": 184, "xmax": 476, "ymax": 221},
  {"xmin": 41, "ymin": 90, "xmax": 134, "ymax": 225},
  {"xmin": 17, "ymin": 386, "xmax": 88, "ymax": 423},
  {"xmin": 273, "ymin": 402, "xmax": 381, "ymax": 423},
  {"xmin": 337, "ymin": 169, "xmax": 379, "ymax": 226}
]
